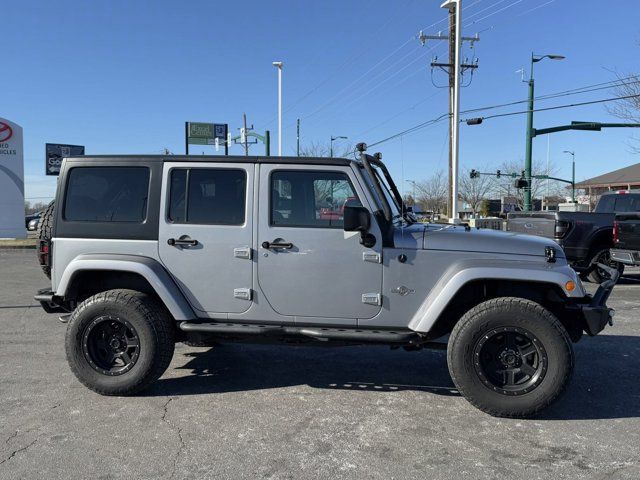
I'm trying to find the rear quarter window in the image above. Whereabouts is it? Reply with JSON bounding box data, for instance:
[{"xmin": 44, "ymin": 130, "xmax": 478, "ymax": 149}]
[{"xmin": 63, "ymin": 167, "xmax": 150, "ymax": 222}]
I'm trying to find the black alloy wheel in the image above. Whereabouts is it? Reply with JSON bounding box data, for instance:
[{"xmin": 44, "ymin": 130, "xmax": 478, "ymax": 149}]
[
  {"xmin": 82, "ymin": 316, "xmax": 141, "ymax": 376},
  {"xmin": 473, "ymin": 327, "xmax": 547, "ymax": 396}
]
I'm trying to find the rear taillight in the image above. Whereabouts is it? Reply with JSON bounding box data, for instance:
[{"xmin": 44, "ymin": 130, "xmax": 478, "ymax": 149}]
[
  {"xmin": 38, "ymin": 240, "xmax": 50, "ymax": 266},
  {"xmin": 554, "ymin": 220, "xmax": 571, "ymax": 239},
  {"xmin": 613, "ymin": 220, "xmax": 619, "ymax": 244}
]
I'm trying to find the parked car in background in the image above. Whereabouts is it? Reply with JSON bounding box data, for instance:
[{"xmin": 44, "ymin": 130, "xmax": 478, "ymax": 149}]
[
  {"xmin": 507, "ymin": 190, "xmax": 640, "ymax": 282},
  {"xmin": 25, "ymin": 211, "xmax": 43, "ymax": 231},
  {"xmin": 611, "ymin": 212, "xmax": 640, "ymax": 266}
]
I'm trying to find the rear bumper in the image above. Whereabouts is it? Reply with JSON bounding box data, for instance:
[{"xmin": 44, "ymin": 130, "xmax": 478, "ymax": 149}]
[
  {"xmin": 610, "ymin": 248, "xmax": 640, "ymax": 266},
  {"xmin": 34, "ymin": 288, "xmax": 70, "ymax": 314},
  {"xmin": 575, "ymin": 264, "xmax": 619, "ymax": 336}
]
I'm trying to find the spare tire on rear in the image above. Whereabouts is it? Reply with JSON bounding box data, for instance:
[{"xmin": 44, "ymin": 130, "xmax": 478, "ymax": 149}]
[{"xmin": 37, "ymin": 201, "xmax": 55, "ymax": 279}]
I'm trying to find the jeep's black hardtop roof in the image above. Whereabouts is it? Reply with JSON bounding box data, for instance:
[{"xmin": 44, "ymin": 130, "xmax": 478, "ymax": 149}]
[{"xmin": 65, "ymin": 155, "xmax": 355, "ymax": 166}]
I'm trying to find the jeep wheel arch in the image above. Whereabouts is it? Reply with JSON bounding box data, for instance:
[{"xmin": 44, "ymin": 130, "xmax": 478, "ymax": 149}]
[
  {"xmin": 408, "ymin": 262, "xmax": 583, "ymax": 334},
  {"xmin": 56, "ymin": 254, "xmax": 195, "ymax": 321}
]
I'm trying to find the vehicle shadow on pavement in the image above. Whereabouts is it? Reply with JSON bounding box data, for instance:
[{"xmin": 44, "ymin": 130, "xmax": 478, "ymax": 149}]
[
  {"xmin": 149, "ymin": 335, "xmax": 640, "ymax": 420},
  {"xmin": 149, "ymin": 343, "xmax": 460, "ymax": 398},
  {"xmin": 540, "ymin": 334, "xmax": 640, "ymax": 421}
]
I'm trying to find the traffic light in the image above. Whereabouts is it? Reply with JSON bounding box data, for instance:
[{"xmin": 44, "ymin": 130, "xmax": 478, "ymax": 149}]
[
  {"xmin": 514, "ymin": 177, "xmax": 528, "ymax": 189},
  {"xmin": 470, "ymin": 169, "xmax": 479, "ymax": 179},
  {"xmin": 496, "ymin": 169, "xmax": 501, "ymax": 178}
]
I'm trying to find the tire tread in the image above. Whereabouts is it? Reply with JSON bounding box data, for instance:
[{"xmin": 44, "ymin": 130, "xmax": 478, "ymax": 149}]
[{"xmin": 447, "ymin": 296, "xmax": 574, "ymax": 418}]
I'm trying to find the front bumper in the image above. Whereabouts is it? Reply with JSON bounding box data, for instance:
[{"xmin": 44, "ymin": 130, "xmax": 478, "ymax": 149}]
[
  {"xmin": 576, "ymin": 263, "xmax": 619, "ymax": 336},
  {"xmin": 610, "ymin": 248, "xmax": 640, "ymax": 266}
]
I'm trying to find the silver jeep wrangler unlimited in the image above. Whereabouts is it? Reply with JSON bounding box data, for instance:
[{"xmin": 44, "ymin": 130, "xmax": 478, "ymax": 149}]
[{"xmin": 35, "ymin": 146, "xmax": 617, "ymax": 417}]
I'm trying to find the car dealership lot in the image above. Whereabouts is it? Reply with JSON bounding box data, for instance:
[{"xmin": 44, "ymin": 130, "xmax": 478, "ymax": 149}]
[{"xmin": 1, "ymin": 249, "xmax": 639, "ymax": 480}]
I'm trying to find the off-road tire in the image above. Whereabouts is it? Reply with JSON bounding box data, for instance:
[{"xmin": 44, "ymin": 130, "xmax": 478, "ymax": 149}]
[
  {"xmin": 37, "ymin": 201, "xmax": 55, "ymax": 279},
  {"xmin": 447, "ymin": 297, "xmax": 574, "ymax": 418},
  {"xmin": 65, "ymin": 289, "xmax": 175, "ymax": 395},
  {"xmin": 587, "ymin": 247, "xmax": 624, "ymax": 283}
]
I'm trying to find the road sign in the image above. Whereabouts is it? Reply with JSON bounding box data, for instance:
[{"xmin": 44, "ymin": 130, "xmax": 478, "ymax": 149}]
[
  {"xmin": 0, "ymin": 117, "xmax": 25, "ymax": 238},
  {"xmin": 187, "ymin": 122, "xmax": 227, "ymax": 146},
  {"xmin": 46, "ymin": 143, "xmax": 85, "ymax": 176}
]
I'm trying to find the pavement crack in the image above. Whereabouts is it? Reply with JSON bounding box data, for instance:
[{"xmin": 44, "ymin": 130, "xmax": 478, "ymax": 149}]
[
  {"xmin": 160, "ymin": 397, "xmax": 186, "ymax": 480},
  {"xmin": 0, "ymin": 438, "xmax": 38, "ymax": 466},
  {"xmin": 4, "ymin": 430, "xmax": 18, "ymax": 444}
]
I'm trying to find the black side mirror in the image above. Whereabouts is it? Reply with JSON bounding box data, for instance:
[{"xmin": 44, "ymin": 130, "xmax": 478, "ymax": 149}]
[
  {"xmin": 343, "ymin": 205, "xmax": 370, "ymax": 232},
  {"xmin": 344, "ymin": 206, "xmax": 376, "ymax": 248}
]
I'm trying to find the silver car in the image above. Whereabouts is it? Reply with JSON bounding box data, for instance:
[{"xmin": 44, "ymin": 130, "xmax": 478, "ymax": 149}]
[{"xmin": 34, "ymin": 146, "xmax": 617, "ymax": 417}]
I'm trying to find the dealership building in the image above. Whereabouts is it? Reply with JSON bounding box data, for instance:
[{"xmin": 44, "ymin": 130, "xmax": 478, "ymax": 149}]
[{"xmin": 575, "ymin": 162, "xmax": 640, "ymax": 196}]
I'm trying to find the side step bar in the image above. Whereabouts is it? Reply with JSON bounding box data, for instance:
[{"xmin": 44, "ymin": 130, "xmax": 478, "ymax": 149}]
[{"xmin": 179, "ymin": 321, "xmax": 422, "ymax": 344}]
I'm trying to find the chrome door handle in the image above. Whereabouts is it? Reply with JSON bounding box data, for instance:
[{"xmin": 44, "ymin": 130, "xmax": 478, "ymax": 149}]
[
  {"xmin": 168, "ymin": 238, "xmax": 198, "ymax": 247},
  {"xmin": 261, "ymin": 241, "xmax": 293, "ymax": 250}
]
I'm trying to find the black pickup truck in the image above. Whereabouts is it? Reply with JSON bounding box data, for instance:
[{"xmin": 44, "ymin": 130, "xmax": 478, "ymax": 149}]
[
  {"xmin": 508, "ymin": 190, "xmax": 640, "ymax": 282},
  {"xmin": 611, "ymin": 212, "xmax": 640, "ymax": 266}
]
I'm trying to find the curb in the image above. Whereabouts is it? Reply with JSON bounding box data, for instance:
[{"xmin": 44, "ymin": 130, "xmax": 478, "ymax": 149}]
[{"xmin": 0, "ymin": 245, "xmax": 37, "ymax": 250}]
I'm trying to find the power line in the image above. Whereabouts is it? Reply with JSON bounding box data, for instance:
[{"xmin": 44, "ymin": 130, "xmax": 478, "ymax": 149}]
[
  {"xmin": 287, "ymin": 1, "xmax": 490, "ymax": 130},
  {"xmin": 363, "ymin": 93, "xmax": 640, "ymax": 150},
  {"xmin": 464, "ymin": 93, "xmax": 640, "ymax": 122},
  {"xmin": 256, "ymin": 0, "xmax": 422, "ymax": 129}
]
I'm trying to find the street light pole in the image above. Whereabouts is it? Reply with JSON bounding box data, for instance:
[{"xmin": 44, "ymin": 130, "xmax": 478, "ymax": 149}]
[
  {"xmin": 330, "ymin": 135, "xmax": 347, "ymax": 158},
  {"xmin": 524, "ymin": 52, "xmax": 565, "ymax": 211},
  {"xmin": 272, "ymin": 61, "xmax": 283, "ymax": 156},
  {"xmin": 406, "ymin": 179, "xmax": 417, "ymax": 200},
  {"xmin": 563, "ymin": 150, "xmax": 576, "ymax": 202}
]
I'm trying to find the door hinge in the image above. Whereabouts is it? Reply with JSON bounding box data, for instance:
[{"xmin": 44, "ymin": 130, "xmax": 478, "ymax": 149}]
[
  {"xmin": 234, "ymin": 247, "xmax": 252, "ymax": 259},
  {"xmin": 233, "ymin": 288, "xmax": 252, "ymax": 301},
  {"xmin": 362, "ymin": 293, "xmax": 381, "ymax": 306},
  {"xmin": 362, "ymin": 251, "xmax": 382, "ymax": 263}
]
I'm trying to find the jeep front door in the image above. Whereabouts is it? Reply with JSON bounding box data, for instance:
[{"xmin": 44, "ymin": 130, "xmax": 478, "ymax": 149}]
[
  {"xmin": 257, "ymin": 165, "xmax": 383, "ymax": 322},
  {"xmin": 158, "ymin": 162, "xmax": 253, "ymax": 315}
]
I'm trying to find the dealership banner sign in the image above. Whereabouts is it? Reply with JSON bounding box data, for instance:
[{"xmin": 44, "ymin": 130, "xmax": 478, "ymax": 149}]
[
  {"xmin": 0, "ymin": 117, "xmax": 25, "ymax": 238},
  {"xmin": 45, "ymin": 143, "xmax": 85, "ymax": 176}
]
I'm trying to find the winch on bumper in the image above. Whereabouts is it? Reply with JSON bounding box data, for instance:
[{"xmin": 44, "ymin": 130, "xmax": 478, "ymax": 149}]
[{"xmin": 573, "ymin": 263, "xmax": 619, "ymax": 336}]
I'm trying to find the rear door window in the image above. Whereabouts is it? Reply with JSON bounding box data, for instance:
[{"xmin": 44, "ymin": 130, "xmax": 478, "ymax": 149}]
[
  {"xmin": 168, "ymin": 168, "xmax": 246, "ymax": 225},
  {"xmin": 64, "ymin": 167, "xmax": 150, "ymax": 222}
]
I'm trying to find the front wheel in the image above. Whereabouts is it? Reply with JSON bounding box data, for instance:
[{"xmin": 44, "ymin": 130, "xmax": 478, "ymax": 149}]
[
  {"xmin": 65, "ymin": 289, "xmax": 175, "ymax": 395},
  {"xmin": 447, "ymin": 297, "xmax": 574, "ymax": 418}
]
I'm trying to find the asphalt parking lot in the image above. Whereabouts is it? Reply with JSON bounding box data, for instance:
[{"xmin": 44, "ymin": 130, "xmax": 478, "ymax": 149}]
[{"xmin": 1, "ymin": 249, "xmax": 639, "ymax": 480}]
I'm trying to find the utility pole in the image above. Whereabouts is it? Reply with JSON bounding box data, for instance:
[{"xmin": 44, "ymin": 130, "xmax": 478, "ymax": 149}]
[
  {"xmin": 420, "ymin": 0, "xmax": 479, "ymax": 221},
  {"xmin": 296, "ymin": 118, "xmax": 300, "ymax": 156},
  {"xmin": 242, "ymin": 113, "xmax": 249, "ymax": 156}
]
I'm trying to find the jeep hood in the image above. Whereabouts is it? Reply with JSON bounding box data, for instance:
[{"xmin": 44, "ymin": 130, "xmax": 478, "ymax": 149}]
[{"xmin": 394, "ymin": 223, "xmax": 562, "ymax": 258}]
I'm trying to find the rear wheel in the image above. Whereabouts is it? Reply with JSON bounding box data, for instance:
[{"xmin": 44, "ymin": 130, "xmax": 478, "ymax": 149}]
[
  {"xmin": 65, "ymin": 289, "xmax": 175, "ymax": 395},
  {"xmin": 36, "ymin": 201, "xmax": 55, "ymax": 279},
  {"xmin": 587, "ymin": 247, "xmax": 624, "ymax": 283},
  {"xmin": 447, "ymin": 297, "xmax": 574, "ymax": 418}
]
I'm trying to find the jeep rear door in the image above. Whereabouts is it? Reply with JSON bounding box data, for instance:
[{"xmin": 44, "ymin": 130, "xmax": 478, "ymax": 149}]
[
  {"xmin": 158, "ymin": 162, "xmax": 254, "ymax": 315},
  {"xmin": 256, "ymin": 164, "xmax": 383, "ymax": 322}
]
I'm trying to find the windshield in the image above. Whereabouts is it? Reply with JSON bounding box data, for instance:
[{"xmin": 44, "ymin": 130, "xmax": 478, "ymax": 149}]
[
  {"xmin": 360, "ymin": 164, "xmax": 403, "ymax": 223},
  {"xmin": 372, "ymin": 168, "xmax": 403, "ymax": 221}
]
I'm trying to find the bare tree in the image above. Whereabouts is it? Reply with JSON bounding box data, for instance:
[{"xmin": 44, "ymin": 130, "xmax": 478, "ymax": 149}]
[
  {"xmin": 298, "ymin": 141, "xmax": 354, "ymax": 159},
  {"xmin": 492, "ymin": 159, "xmax": 567, "ymax": 210},
  {"xmin": 414, "ymin": 170, "xmax": 448, "ymax": 213},
  {"xmin": 459, "ymin": 167, "xmax": 494, "ymax": 216},
  {"xmin": 606, "ymin": 71, "xmax": 640, "ymax": 153},
  {"xmin": 24, "ymin": 201, "xmax": 48, "ymax": 214}
]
